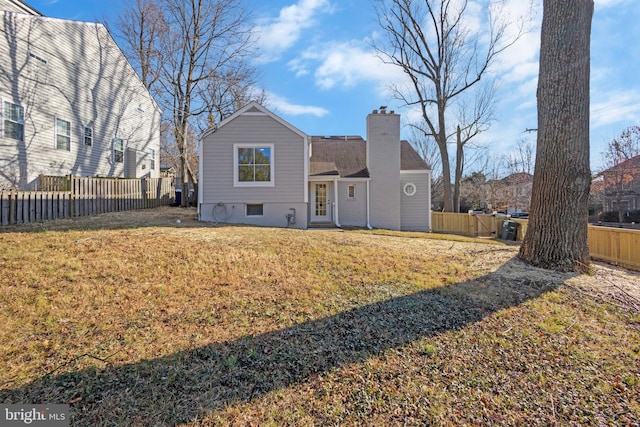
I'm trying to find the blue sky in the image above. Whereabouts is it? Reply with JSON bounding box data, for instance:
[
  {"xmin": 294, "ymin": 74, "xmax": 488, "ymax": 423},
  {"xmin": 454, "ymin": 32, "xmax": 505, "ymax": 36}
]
[{"xmin": 29, "ymin": 0, "xmax": 640, "ymax": 173}]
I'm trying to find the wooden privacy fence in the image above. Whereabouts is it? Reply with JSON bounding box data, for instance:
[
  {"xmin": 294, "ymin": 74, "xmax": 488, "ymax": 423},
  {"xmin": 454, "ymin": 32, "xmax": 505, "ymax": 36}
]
[
  {"xmin": 588, "ymin": 226, "xmax": 640, "ymax": 271},
  {"xmin": 432, "ymin": 211, "xmax": 640, "ymax": 271},
  {"xmin": 431, "ymin": 212, "xmax": 528, "ymax": 240},
  {"xmin": 1, "ymin": 176, "xmax": 173, "ymax": 226}
]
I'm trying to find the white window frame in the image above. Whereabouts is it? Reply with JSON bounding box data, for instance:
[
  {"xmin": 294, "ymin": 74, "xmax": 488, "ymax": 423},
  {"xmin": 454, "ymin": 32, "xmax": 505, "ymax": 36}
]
[
  {"xmin": 233, "ymin": 143, "xmax": 275, "ymax": 187},
  {"xmin": 147, "ymin": 148, "xmax": 156, "ymax": 170},
  {"xmin": 2, "ymin": 100, "xmax": 25, "ymax": 141},
  {"xmin": 403, "ymin": 182, "xmax": 417, "ymax": 197},
  {"xmin": 55, "ymin": 117, "xmax": 71, "ymax": 151},
  {"xmin": 347, "ymin": 184, "xmax": 356, "ymax": 199},
  {"xmin": 113, "ymin": 137, "xmax": 124, "ymax": 163},
  {"xmin": 84, "ymin": 126, "xmax": 93, "ymax": 146},
  {"xmin": 246, "ymin": 203, "xmax": 264, "ymax": 217}
]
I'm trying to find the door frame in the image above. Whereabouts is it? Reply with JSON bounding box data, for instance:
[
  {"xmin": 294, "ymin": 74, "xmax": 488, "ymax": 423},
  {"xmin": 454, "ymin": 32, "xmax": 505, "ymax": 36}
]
[{"xmin": 310, "ymin": 181, "xmax": 331, "ymax": 222}]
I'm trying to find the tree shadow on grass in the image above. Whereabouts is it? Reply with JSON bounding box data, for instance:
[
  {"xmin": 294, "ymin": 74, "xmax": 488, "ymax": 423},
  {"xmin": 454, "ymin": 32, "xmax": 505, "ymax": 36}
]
[{"xmin": 0, "ymin": 259, "xmax": 570, "ymax": 425}]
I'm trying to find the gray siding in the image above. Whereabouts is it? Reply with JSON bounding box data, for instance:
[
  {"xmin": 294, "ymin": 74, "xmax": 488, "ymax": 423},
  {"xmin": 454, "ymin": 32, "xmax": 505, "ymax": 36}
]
[
  {"xmin": 400, "ymin": 172, "xmax": 431, "ymax": 231},
  {"xmin": 200, "ymin": 111, "xmax": 307, "ymax": 228},
  {"xmin": 336, "ymin": 180, "xmax": 367, "ymax": 227},
  {"xmin": 199, "ymin": 202, "xmax": 307, "ymax": 229},
  {"xmin": 367, "ymin": 111, "xmax": 401, "ymax": 230},
  {"xmin": 0, "ymin": 11, "xmax": 160, "ymax": 189},
  {"xmin": 201, "ymin": 114, "xmax": 306, "ymax": 203}
]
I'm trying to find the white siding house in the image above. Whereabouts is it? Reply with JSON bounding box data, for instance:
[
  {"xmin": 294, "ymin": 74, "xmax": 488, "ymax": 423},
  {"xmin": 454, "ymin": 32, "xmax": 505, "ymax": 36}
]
[
  {"xmin": 199, "ymin": 102, "xmax": 431, "ymax": 231},
  {"xmin": 0, "ymin": 0, "xmax": 161, "ymax": 190}
]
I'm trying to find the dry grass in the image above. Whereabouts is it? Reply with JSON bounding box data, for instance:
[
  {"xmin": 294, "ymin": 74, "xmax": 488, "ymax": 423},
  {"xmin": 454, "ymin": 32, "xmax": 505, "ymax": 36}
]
[{"xmin": 1, "ymin": 207, "xmax": 639, "ymax": 426}]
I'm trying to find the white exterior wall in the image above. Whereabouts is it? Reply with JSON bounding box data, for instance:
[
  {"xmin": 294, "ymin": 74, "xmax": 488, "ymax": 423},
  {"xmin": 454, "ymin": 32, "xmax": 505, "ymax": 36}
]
[
  {"xmin": 200, "ymin": 109, "xmax": 308, "ymax": 229},
  {"xmin": 400, "ymin": 171, "xmax": 431, "ymax": 231},
  {"xmin": 336, "ymin": 180, "xmax": 367, "ymax": 227},
  {"xmin": 366, "ymin": 111, "xmax": 401, "ymax": 230},
  {"xmin": 0, "ymin": 9, "xmax": 160, "ymax": 189}
]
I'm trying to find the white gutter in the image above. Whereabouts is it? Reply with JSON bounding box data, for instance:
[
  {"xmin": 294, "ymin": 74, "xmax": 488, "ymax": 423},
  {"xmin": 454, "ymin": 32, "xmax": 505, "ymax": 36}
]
[
  {"xmin": 333, "ymin": 178, "xmax": 340, "ymax": 227},
  {"xmin": 366, "ymin": 179, "xmax": 372, "ymax": 229}
]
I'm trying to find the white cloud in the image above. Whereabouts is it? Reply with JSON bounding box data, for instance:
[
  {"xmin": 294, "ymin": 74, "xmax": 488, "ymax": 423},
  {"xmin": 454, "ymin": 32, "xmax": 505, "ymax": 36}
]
[
  {"xmin": 591, "ymin": 90, "xmax": 640, "ymax": 129},
  {"xmin": 291, "ymin": 40, "xmax": 405, "ymax": 95},
  {"xmin": 267, "ymin": 93, "xmax": 329, "ymax": 117},
  {"xmin": 254, "ymin": 0, "xmax": 333, "ymax": 63}
]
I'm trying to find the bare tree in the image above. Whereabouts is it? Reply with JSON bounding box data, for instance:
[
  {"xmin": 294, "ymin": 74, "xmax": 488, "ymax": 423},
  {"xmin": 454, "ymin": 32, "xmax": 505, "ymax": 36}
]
[
  {"xmin": 505, "ymin": 138, "xmax": 535, "ymax": 175},
  {"xmin": 114, "ymin": 0, "xmax": 256, "ymax": 206},
  {"xmin": 116, "ymin": 0, "xmax": 167, "ymax": 93},
  {"xmin": 519, "ymin": 0, "xmax": 594, "ymax": 272},
  {"xmin": 599, "ymin": 125, "xmax": 640, "ymax": 221},
  {"xmin": 374, "ymin": 0, "xmax": 527, "ymax": 212}
]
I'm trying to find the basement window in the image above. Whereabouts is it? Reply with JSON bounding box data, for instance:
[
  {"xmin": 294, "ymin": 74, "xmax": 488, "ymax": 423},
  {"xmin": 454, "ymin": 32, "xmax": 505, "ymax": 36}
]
[{"xmin": 246, "ymin": 204, "xmax": 264, "ymax": 216}]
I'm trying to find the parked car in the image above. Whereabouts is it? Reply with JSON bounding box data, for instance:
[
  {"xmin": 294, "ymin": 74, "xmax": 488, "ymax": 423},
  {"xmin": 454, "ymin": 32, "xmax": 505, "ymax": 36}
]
[{"xmin": 510, "ymin": 212, "xmax": 529, "ymax": 219}]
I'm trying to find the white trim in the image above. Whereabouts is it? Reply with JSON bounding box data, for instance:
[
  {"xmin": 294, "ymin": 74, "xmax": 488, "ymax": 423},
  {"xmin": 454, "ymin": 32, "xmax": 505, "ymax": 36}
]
[
  {"xmin": 233, "ymin": 143, "xmax": 275, "ymax": 187},
  {"xmin": 83, "ymin": 125, "xmax": 93, "ymax": 146},
  {"xmin": 204, "ymin": 102, "xmax": 308, "ymax": 140},
  {"xmin": 1, "ymin": 99, "xmax": 25, "ymax": 142},
  {"xmin": 401, "ymin": 170, "xmax": 430, "ymax": 174},
  {"xmin": 112, "ymin": 136, "xmax": 124, "ymax": 163},
  {"xmin": 366, "ymin": 180, "xmax": 372, "ymax": 229},
  {"xmin": 55, "ymin": 117, "xmax": 71, "ymax": 151},
  {"xmin": 347, "ymin": 184, "xmax": 356, "ymax": 200},
  {"xmin": 245, "ymin": 203, "xmax": 265, "ymax": 217},
  {"xmin": 333, "ymin": 178, "xmax": 340, "ymax": 227},
  {"xmin": 403, "ymin": 182, "xmax": 417, "ymax": 197},
  {"xmin": 303, "ymin": 135, "xmax": 309, "ymax": 203}
]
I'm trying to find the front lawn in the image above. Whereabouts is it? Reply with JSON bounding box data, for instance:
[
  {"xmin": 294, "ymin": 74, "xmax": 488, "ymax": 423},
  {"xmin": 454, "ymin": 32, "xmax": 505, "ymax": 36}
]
[{"xmin": 1, "ymin": 207, "xmax": 638, "ymax": 426}]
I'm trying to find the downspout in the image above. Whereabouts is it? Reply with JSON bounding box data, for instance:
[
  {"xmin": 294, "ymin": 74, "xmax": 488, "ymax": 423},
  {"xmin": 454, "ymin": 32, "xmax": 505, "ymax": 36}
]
[
  {"xmin": 366, "ymin": 179, "xmax": 372, "ymax": 229},
  {"xmin": 333, "ymin": 178, "xmax": 340, "ymax": 227}
]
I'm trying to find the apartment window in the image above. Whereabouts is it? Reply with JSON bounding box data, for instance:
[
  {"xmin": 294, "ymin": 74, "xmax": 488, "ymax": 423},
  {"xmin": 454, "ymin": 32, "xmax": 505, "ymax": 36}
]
[
  {"xmin": 148, "ymin": 148, "xmax": 156, "ymax": 170},
  {"xmin": 84, "ymin": 126, "xmax": 93, "ymax": 146},
  {"xmin": 56, "ymin": 118, "xmax": 71, "ymax": 151},
  {"xmin": 3, "ymin": 101, "xmax": 24, "ymax": 141},
  {"xmin": 348, "ymin": 184, "xmax": 356, "ymax": 199},
  {"xmin": 246, "ymin": 204, "xmax": 264, "ymax": 216},
  {"xmin": 113, "ymin": 137, "xmax": 124, "ymax": 163},
  {"xmin": 234, "ymin": 144, "xmax": 274, "ymax": 186}
]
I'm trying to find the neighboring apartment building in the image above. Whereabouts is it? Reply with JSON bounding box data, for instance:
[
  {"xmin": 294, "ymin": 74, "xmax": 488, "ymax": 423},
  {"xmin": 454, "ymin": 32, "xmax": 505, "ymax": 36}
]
[
  {"xmin": 601, "ymin": 154, "xmax": 640, "ymax": 214},
  {"xmin": 0, "ymin": 0, "xmax": 161, "ymax": 190}
]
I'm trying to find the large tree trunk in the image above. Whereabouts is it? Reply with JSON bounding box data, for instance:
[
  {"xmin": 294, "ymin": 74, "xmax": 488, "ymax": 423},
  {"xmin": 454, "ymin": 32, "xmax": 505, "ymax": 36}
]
[{"xmin": 519, "ymin": 0, "xmax": 594, "ymax": 272}]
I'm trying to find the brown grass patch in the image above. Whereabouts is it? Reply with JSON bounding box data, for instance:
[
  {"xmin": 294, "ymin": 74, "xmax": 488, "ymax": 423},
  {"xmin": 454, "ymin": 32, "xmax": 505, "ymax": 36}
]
[{"xmin": 1, "ymin": 207, "xmax": 638, "ymax": 426}]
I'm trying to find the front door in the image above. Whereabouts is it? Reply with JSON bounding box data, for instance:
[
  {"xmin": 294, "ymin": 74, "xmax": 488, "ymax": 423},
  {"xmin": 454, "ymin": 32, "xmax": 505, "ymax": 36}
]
[{"xmin": 311, "ymin": 182, "xmax": 330, "ymax": 222}]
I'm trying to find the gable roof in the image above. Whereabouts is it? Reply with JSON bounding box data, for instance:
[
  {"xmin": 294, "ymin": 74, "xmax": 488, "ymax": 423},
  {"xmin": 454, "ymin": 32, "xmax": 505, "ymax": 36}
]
[
  {"xmin": 202, "ymin": 101, "xmax": 308, "ymax": 140},
  {"xmin": 310, "ymin": 137, "xmax": 429, "ymax": 178},
  {"xmin": 400, "ymin": 140, "xmax": 430, "ymax": 170},
  {"xmin": 310, "ymin": 136, "xmax": 369, "ymax": 178},
  {"xmin": 601, "ymin": 154, "xmax": 640, "ymax": 175},
  {"xmin": 1, "ymin": 0, "xmax": 42, "ymax": 15}
]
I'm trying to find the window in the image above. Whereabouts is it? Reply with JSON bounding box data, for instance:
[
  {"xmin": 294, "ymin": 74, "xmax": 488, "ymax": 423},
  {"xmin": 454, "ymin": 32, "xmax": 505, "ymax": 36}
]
[
  {"xmin": 113, "ymin": 137, "xmax": 124, "ymax": 163},
  {"xmin": 84, "ymin": 126, "xmax": 93, "ymax": 146},
  {"xmin": 55, "ymin": 118, "xmax": 71, "ymax": 151},
  {"xmin": 348, "ymin": 184, "xmax": 356, "ymax": 199},
  {"xmin": 246, "ymin": 204, "xmax": 264, "ymax": 216},
  {"xmin": 403, "ymin": 182, "xmax": 417, "ymax": 196},
  {"xmin": 148, "ymin": 148, "xmax": 155, "ymax": 170},
  {"xmin": 234, "ymin": 144, "xmax": 274, "ymax": 186},
  {"xmin": 3, "ymin": 101, "xmax": 24, "ymax": 141}
]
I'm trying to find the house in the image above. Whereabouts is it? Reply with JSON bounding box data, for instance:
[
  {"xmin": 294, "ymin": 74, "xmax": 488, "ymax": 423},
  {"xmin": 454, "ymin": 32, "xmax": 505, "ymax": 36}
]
[
  {"xmin": 601, "ymin": 154, "xmax": 640, "ymax": 214},
  {"xmin": 483, "ymin": 172, "xmax": 533, "ymax": 214},
  {"xmin": 198, "ymin": 102, "xmax": 431, "ymax": 231},
  {"xmin": 0, "ymin": 0, "xmax": 161, "ymax": 190}
]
